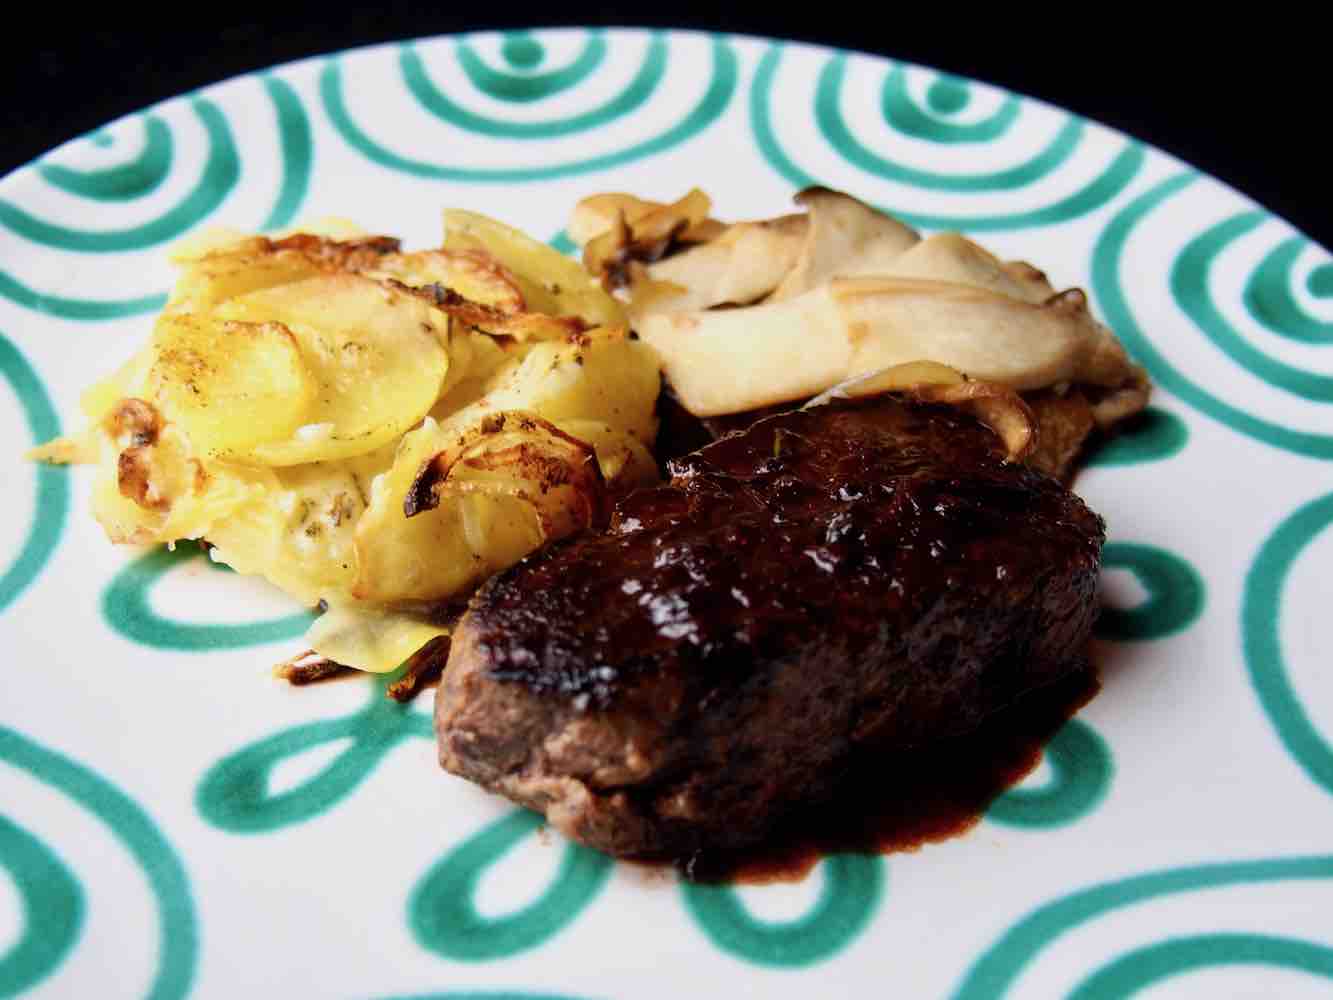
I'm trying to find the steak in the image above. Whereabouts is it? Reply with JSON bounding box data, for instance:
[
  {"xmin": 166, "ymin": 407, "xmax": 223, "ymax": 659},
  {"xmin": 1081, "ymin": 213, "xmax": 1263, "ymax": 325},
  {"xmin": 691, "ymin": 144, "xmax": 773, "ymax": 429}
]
[{"xmin": 436, "ymin": 395, "xmax": 1105, "ymax": 859}]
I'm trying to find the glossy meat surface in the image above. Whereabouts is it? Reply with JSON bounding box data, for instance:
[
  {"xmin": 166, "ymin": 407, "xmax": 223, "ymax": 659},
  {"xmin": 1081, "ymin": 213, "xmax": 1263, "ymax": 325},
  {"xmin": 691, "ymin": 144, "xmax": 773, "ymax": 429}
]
[{"xmin": 437, "ymin": 396, "xmax": 1105, "ymax": 858}]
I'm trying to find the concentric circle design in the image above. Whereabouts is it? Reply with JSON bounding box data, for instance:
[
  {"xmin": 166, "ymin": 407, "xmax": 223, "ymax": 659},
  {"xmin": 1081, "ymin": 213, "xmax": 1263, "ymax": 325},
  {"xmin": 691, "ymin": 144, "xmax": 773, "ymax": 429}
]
[
  {"xmin": 1243, "ymin": 491, "xmax": 1333, "ymax": 797},
  {"xmin": 1096, "ymin": 543, "xmax": 1205, "ymax": 642},
  {"xmin": 399, "ymin": 32, "xmax": 668, "ymax": 138},
  {"xmin": 986, "ymin": 720, "xmax": 1113, "ymax": 828},
  {"xmin": 0, "ymin": 75, "xmax": 311, "ymax": 321},
  {"xmin": 1173, "ymin": 212, "xmax": 1332, "ymax": 399},
  {"xmin": 0, "ymin": 812, "xmax": 83, "ymax": 996},
  {"xmin": 0, "ymin": 99, "xmax": 241, "ymax": 253},
  {"xmin": 409, "ymin": 809, "xmax": 612, "ymax": 962},
  {"xmin": 322, "ymin": 31, "xmax": 737, "ymax": 182},
  {"xmin": 1091, "ymin": 173, "xmax": 1333, "ymax": 459},
  {"xmin": 0, "ymin": 332, "xmax": 67, "ymax": 615},
  {"xmin": 0, "ymin": 726, "xmax": 197, "ymax": 1000},
  {"xmin": 750, "ymin": 45, "xmax": 1143, "ymax": 231}
]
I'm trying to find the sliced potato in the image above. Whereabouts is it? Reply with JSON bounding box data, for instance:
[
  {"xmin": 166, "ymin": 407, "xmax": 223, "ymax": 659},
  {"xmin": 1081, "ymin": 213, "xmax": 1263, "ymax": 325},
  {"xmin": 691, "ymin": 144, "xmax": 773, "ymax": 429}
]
[
  {"xmin": 167, "ymin": 248, "xmax": 328, "ymax": 312},
  {"xmin": 218, "ymin": 273, "xmax": 449, "ymax": 465},
  {"xmin": 364, "ymin": 249, "xmax": 526, "ymax": 312},
  {"xmin": 442, "ymin": 209, "xmax": 625, "ymax": 327},
  {"xmin": 145, "ymin": 314, "xmax": 317, "ymax": 458},
  {"xmin": 559, "ymin": 419, "xmax": 660, "ymax": 490},
  {"xmin": 477, "ymin": 328, "xmax": 660, "ymax": 445},
  {"xmin": 206, "ymin": 454, "xmax": 386, "ymax": 606},
  {"xmin": 92, "ymin": 421, "xmax": 278, "ymax": 544},
  {"xmin": 304, "ymin": 604, "xmax": 451, "ymax": 674}
]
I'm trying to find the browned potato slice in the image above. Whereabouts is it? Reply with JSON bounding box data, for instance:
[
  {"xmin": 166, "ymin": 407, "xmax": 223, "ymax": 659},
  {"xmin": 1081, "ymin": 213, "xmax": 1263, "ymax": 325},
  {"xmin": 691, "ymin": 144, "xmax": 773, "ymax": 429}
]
[
  {"xmin": 146, "ymin": 314, "xmax": 317, "ymax": 457},
  {"xmin": 442, "ymin": 209, "xmax": 625, "ymax": 327},
  {"xmin": 218, "ymin": 273, "xmax": 449, "ymax": 464},
  {"xmin": 363, "ymin": 249, "xmax": 526, "ymax": 312}
]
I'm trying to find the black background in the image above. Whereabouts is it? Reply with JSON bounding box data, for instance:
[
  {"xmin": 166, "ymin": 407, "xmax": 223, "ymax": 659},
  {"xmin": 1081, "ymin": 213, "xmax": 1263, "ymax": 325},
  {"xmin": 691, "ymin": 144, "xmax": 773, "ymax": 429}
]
[{"xmin": 2, "ymin": 9, "xmax": 1326, "ymax": 248}]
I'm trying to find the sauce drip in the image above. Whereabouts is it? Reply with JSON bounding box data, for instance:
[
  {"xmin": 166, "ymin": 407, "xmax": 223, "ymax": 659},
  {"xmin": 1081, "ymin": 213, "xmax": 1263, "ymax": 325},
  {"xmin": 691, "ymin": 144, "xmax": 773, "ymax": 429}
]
[{"xmin": 680, "ymin": 668, "xmax": 1100, "ymax": 885}]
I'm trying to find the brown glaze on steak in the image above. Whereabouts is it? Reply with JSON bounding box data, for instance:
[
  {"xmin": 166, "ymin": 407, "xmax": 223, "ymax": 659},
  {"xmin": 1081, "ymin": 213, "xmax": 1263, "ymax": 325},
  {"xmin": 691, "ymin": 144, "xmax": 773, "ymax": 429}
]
[{"xmin": 436, "ymin": 395, "xmax": 1105, "ymax": 859}]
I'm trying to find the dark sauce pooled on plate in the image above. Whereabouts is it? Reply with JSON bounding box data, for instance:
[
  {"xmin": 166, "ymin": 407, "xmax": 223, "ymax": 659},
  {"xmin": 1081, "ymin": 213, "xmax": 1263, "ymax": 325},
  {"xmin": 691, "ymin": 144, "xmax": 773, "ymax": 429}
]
[{"xmin": 678, "ymin": 666, "xmax": 1100, "ymax": 884}]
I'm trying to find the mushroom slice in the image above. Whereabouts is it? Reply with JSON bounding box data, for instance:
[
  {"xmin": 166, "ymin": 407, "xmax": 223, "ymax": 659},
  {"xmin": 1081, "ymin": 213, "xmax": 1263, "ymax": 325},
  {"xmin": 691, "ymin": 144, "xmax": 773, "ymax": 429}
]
[
  {"xmin": 581, "ymin": 188, "xmax": 719, "ymax": 289},
  {"xmin": 831, "ymin": 276, "xmax": 1133, "ymax": 392},
  {"xmin": 625, "ymin": 214, "xmax": 809, "ymax": 318},
  {"xmin": 640, "ymin": 273, "xmax": 1140, "ymax": 417},
  {"xmin": 636, "ymin": 283, "xmax": 852, "ymax": 416},
  {"xmin": 768, "ymin": 187, "xmax": 921, "ymax": 302},
  {"xmin": 570, "ymin": 190, "xmax": 722, "ymax": 249}
]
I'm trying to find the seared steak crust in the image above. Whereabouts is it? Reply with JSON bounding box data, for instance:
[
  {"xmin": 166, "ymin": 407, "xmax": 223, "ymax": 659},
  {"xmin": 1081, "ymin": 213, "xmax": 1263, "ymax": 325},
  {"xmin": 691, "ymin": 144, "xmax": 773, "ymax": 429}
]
[{"xmin": 437, "ymin": 396, "xmax": 1105, "ymax": 858}]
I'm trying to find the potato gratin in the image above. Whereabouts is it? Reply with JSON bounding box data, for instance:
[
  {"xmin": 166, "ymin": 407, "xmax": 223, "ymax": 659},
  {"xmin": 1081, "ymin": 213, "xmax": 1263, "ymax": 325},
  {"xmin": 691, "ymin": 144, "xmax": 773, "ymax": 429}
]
[{"xmin": 33, "ymin": 212, "xmax": 660, "ymax": 673}]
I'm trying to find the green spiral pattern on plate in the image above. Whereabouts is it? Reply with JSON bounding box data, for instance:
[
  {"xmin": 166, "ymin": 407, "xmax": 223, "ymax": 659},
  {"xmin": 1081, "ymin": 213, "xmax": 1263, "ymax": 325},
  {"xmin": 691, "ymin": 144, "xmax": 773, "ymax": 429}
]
[
  {"xmin": 196, "ymin": 673, "xmax": 431, "ymax": 833},
  {"xmin": 679, "ymin": 854, "xmax": 884, "ymax": 967},
  {"xmin": 258, "ymin": 74, "xmax": 314, "ymax": 231},
  {"xmin": 401, "ymin": 34, "xmax": 667, "ymax": 139},
  {"xmin": 986, "ymin": 720, "xmax": 1114, "ymax": 828},
  {"xmin": 1172, "ymin": 211, "xmax": 1333, "ymax": 400},
  {"xmin": 1066, "ymin": 933, "xmax": 1333, "ymax": 998},
  {"xmin": 0, "ymin": 272, "xmax": 168, "ymax": 320},
  {"xmin": 0, "ymin": 76, "xmax": 310, "ymax": 320},
  {"xmin": 37, "ymin": 116, "xmax": 173, "ymax": 202},
  {"xmin": 951, "ymin": 854, "xmax": 1333, "ymax": 999},
  {"xmin": 750, "ymin": 46, "xmax": 1144, "ymax": 231},
  {"xmin": 547, "ymin": 230, "xmax": 577, "ymax": 256},
  {"xmin": 0, "ymin": 813, "xmax": 83, "ymax": 997},
  {"xmin": 409, "ymin": 808, "xmax": 613, "ymax": 962},
  {"xmin": 1091, "ymin": 172, "xmax": 1333, "ymax": 459},
  {"xmin": 102, "ymin": 545, "xmax": 316, "ymax": 650},
  {"xmin": 818, "ymin": 55, "xmax": 1084, "ymax": 193},
  {"xmin": 1086, "ymin": 407, "xmax": 1189, "ymax": 466},
  {"xmin": 1096, "ymin": 542, "xmax": 1206, "ymax": 641},
  {"xmin": 0, "ymin": 99, "xmax": 239, "ymax": 252},
  {"xmin": 880, "ymin": 66, "xmax": 1021, "ymax": 143},
  {"xmin": 459, "ymin": 31, "xmax": 605, "ymax": 101},
  {"xmin": 1242, "ymin": 491, "xmax": 1333, "ymax": 797},
  {"xmin": 1246, "ymin": 237, "xmax": 1333, "ymax": 344},
  {"xmin": 0, "ymin": 726, "xmax": 198, "ymax": 1000},
  {"xmin": 322, "ymin": 34, "xmax": 737, "ymax": 182},
  {"xmin": 0, "ymin": 333, "xmax": 68, "ymax": 615}
]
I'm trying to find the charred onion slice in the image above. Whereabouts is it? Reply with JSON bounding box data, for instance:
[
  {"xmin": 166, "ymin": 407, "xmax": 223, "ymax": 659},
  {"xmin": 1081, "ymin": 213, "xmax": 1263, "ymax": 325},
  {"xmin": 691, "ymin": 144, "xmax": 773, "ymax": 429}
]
[
  {"xmin": 404, "ymin": 412, "xmax": 610, "ymax": 538},
  {"xmin": 401, "ymin": 282, "xmax": 589, "ymax": 342}
]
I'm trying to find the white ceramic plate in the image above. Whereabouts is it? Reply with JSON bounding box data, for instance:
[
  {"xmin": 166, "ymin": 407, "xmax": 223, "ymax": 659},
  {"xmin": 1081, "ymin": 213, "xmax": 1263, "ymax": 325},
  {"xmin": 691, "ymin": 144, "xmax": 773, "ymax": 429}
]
[{"xmin": 3, "ymin": 28, "xmax": 1331, "ymax": 1000}]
